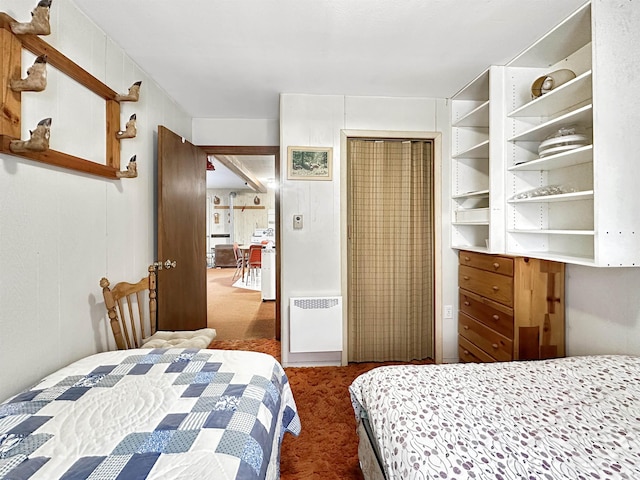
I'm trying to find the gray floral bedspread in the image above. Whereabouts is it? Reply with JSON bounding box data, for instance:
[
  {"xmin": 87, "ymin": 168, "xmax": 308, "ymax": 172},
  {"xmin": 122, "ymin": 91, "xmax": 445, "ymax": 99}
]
[
  {"xmin": 0, "ymin": 348, "xmax": 300, "ymax": 479},
  {"xmin": 350, "ymin": 355, "xmax": 640, "ymax": 479}
]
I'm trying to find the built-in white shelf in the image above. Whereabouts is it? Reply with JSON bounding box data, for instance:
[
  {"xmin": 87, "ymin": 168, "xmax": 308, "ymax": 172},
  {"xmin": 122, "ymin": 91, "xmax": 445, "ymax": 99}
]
[
  {"xmin": 453, "ymin": 101, "xmax": 490, "ymax": 128},
  {"xmin": 452, "ymin": 1, "xmax": 640, "ymax": 266},
  {"xmin": 508, "ymin": 71, "xmax": 592, "ymax": 118},
  {"xmin": 508, "ymin": 190, "xmax": 593, "ymax": 204},
  {"xmin": 451, "ymin": 66, "xmax": 504, "ymax": 253},
  {"xmin": 453, "ymin": 221, "xmax": 490, "ymax": 226},
  {"xmin": 450, "ymin": 1, "xmax": 640, "ymax": 266},
  {"xmin": 506, "ymin": 249, "xmax": 596, "ymax": 267},
  {"xmin": 508, "ymin": 105, "xmax": 592, "ymax": 143},
  {"xmin": 452, "ymin": 189, "xmax": 489, "ymax": 199},
  {"xmin": 509, "ymin": 145, "xmax": 592, "ymax": 171},
  {"xmin": 508, "ymin": 229, "xmax": 594, "ymax": 235},
  {"xmin": 452, "ymin": 139, "xmax": 489, "ymax": 159}
]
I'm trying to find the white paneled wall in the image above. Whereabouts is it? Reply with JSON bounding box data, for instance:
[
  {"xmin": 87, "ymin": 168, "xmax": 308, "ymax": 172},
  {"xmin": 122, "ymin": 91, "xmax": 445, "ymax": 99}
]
[
  {"xmin": 0, "ymin": 0, "xmax": 191, "ymax": 400},
  {"xmin": 565, "ymin": 266, "xmax": 640, "ymax": 356},
  {"xmin": 279, "ymin": 93, "xmax": 455, "ymax": 366},
  {"xmin": 206, "ymin": 189, "xmax": 275, "ymax": 247},
  {"xmin": 192, "ymin": 118, "xmax": 279, "ymax": 146}
]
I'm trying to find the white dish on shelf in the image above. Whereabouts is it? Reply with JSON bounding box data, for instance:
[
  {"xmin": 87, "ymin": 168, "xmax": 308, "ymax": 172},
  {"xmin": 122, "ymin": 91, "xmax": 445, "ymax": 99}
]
[
  {"xmin": 538, "ymin": 133, "xmax": 588, "ymax": 157},
  {"xmin": 538, "ymin": 144, "xmax": 584, "ymax": 157}
]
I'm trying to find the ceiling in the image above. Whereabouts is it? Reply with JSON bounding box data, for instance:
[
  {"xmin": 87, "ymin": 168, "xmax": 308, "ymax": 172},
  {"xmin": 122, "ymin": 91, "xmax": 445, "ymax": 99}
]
[
  {"xmin": 72, "ymin": 0, "xmax": 586, "ymax": 187},
  {"xmin": 207, "ymin": 155, "xmax": 275, "ymax": 190}
]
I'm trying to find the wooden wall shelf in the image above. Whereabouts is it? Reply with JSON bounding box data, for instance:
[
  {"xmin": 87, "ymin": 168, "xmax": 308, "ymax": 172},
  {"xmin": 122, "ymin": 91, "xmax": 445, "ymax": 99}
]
[
  {"xmin": 214, "ymin": 205, "xmax": 266, "ymax": 210},
  {"xmin": 0, "ymin": 13, "xmax": 122, "ymax": 179}
]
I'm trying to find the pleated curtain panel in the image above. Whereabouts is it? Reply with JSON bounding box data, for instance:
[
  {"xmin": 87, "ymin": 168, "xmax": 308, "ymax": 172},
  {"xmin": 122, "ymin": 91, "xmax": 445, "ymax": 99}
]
[{"xmin": 347, "ymin": 139, "xmax": 435, "ymax": 362}]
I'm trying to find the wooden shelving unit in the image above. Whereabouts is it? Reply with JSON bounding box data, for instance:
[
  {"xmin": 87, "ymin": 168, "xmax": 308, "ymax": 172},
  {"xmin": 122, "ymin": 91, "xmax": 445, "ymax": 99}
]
[{"xmin": 0, "ymin": 13, "xmax": 123, "ymax": 179}]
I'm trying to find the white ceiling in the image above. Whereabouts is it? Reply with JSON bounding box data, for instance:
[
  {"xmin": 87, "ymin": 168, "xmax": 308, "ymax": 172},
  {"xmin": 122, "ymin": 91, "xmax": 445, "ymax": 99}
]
[
  {"xmin": 207, "ymin": 155, "xmax": 275, "ymax": 190},
  {"xmin": 73, "ymin": 0, "xmax": 586, "ymax": 120},
  {"xmin": 72, "ymin": 0, "xmax": 586, "ymax": 186}
]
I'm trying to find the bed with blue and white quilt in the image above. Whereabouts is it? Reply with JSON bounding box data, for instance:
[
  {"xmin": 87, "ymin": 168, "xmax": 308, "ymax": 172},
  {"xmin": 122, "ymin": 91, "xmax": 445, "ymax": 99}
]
[{"xmin": 0, "ymin": 348, "xmax": 300, "ymax": 480}]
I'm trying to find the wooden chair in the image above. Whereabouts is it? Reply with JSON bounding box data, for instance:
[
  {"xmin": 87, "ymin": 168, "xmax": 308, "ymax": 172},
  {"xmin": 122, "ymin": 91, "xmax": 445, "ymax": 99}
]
[
  {"xmin": 232, "ymin": 242, "xmax": 244, "ymax": 281},
  {"xmin": 100, "ymin": 266, "xmax": 216, "ymax": 350}
]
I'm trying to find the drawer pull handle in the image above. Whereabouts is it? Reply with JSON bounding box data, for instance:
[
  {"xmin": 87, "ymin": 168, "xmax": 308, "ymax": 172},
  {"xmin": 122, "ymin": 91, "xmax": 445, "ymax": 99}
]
[
  {"xmin": 463, "ymin": 350, "xmax": 469, "ymax": 355},
  {"xmin": 464, "ymin": 301, "xmax": 470, "ymax": 306},
  {"xmin": 492, "ymin": 314, "xmax": 499, "ymax": 321},
  {"xmin": 463, "ymin": 325, "xmax": 469, "ymax": 330},
  {"xmin": 463, "ymin": 276, "xmax": 470, "ymax": 281},
  {"xmin": 464, "ymin": 256, "xmax": 470, "ymax": 262},
  {"xmin": 493, "ymin": 262, "xmax": 500, "ymax": 270},
  {"xmin": 492, "ymin": 286, "xmax": 499, "ymax": 291},
  {"xmin": 492, "ymin": 343, "xmax": 498, "ymax": 349}
]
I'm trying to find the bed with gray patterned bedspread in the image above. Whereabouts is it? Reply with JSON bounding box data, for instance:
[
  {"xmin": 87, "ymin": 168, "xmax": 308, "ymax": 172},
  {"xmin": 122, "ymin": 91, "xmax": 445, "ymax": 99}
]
[
  {"xmin": 0, "ymin": 348, "xmax": 300, "ymax": 479},
  {"xmin": 350, "ymin": 355, "xmax": 640, "ymax": 480}
]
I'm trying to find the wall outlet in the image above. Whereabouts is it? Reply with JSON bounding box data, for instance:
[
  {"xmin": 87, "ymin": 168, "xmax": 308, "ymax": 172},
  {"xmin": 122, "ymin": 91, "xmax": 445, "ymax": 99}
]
[
  {"xmin": 444, "ymin": 305, "xmax": 453, "ymax": 319},
  {"xmin": 293, "ymin": 214, "xmax": 303, "ymax": 229}
]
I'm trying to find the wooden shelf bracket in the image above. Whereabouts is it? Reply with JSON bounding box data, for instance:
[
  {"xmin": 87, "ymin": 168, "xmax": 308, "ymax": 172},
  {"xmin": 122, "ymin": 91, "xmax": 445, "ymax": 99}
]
[{"xmin": 1, "ymin": 12, "xmax": 128, "ymax": 179}]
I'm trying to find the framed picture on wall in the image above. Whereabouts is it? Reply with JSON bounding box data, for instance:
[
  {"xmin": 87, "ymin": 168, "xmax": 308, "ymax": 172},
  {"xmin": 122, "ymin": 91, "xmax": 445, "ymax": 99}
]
[{"xmin": 287, "ymin": 146, "xmax": 333, "ymax": 181}]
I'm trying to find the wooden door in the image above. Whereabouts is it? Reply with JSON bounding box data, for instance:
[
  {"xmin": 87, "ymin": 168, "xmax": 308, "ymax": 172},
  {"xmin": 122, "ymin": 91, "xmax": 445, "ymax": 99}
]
[{"xmin": 157, "ymin": 126, "xmax": 207, "ymax": 330}]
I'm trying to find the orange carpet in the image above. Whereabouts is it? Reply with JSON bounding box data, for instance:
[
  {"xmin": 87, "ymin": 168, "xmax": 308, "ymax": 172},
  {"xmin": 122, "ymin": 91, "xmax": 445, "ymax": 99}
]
[{"xmin": 208, "ymin": 338, "xmax": 434, "ymax": 479}]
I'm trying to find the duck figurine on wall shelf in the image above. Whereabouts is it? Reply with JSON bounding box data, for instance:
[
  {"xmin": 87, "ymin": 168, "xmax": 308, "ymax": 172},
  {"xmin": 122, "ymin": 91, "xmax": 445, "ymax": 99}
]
[
  {"xmin": 115, "ymin": 81, "xmax": 142, "ymax": 102},
  {"xmin": 116, "ymin": 155, "xmax": 138, "ymax": 179},
  {"xmin": 9, "ymin": 118, "xmax": 51, "ymax": 153},
  {"xmin": 10, "ymin": 55, "xmax": 47, "ymax": 92},
  {"xmin": 116, "ymin": 114, "xmax": 137, "ymax": 139},
  {"xmin": 10, "ymin": 0, "xmax": 52, "ymax": 36}
]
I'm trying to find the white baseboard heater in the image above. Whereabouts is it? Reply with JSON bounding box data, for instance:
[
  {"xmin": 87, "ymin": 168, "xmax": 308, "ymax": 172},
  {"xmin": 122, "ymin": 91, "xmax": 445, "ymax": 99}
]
[{"xmin": 289, "ymin": 296, "xmax": 342, "ymax": 353}]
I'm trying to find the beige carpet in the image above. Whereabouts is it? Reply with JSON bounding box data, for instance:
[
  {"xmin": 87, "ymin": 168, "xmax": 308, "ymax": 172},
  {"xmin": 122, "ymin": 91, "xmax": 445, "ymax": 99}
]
[{"xmin": 206, "ymin": 267, "xmax": 275, "ymax": 341}]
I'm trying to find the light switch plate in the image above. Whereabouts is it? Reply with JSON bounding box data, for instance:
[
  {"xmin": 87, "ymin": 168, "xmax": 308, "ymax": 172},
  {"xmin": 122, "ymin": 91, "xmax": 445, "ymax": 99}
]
[{"xmin": 444, "ymin": 305, "xmax": 453, "ymax": 319}]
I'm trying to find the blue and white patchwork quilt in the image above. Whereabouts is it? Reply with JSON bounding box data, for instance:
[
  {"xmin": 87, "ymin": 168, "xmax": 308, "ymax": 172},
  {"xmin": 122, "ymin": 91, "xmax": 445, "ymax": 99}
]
[{"xmin": 0, "ymin": 348, "xmax": 300, "ymax": 479}]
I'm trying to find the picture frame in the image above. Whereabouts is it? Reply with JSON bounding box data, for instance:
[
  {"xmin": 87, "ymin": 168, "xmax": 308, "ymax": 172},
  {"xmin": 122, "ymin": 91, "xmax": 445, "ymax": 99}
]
[{"xmin": 287, "ymin": 146, "xmax": 333, "ymax": 181}]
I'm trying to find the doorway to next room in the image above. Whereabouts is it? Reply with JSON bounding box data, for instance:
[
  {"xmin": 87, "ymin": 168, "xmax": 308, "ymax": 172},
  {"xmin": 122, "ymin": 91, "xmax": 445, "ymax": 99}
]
[{"xmin": 200, "ymin": 146, "xmax": 281, "ymax": 342}]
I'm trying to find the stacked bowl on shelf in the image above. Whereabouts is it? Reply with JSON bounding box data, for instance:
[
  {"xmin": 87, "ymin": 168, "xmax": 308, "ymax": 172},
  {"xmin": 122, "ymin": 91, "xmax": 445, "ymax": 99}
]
[{"xmin": 538, "ymin": 126, "xmax": 588, "ymax": 158}]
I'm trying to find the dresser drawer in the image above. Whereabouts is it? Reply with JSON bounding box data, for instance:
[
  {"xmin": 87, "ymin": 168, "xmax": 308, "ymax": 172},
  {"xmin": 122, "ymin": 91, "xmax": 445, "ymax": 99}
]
[
  {"xmin": 459, "ymin": 251, "xmax": 514, "ymax": 276},
  {"xmin": 459, "ymin": 289, "xmax": 514, "ymax": 339},
  {"xmin": 459, "ymin": 312, "xmax": 513, "ymax": 361},
  {"xmin": 459, "ymin": 265, "xmax": 514, "ymax": 307},
  {"xmin": 459, "ymin": 336, "xmax": 497, "ymax": 363}
]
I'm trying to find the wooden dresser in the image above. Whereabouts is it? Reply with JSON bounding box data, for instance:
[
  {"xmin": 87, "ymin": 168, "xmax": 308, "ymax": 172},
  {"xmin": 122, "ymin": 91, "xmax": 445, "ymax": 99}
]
[{"xmin": 458, "ymin": 250, "xmax": 565, "ymax": 363}]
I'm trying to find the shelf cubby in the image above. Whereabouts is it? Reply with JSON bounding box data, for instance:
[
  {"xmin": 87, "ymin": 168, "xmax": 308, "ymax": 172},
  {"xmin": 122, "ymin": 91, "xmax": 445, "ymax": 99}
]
[{"xmin": 451, "ymin": 66, "xmax": 505, "ymax": 253}]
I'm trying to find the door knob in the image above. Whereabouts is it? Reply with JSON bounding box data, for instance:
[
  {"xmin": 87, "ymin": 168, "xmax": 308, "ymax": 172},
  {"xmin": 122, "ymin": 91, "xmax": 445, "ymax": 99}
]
[
  {"xmin": 153, "ymin": 259, "xmax": 177, "ymax": 270},
  {"xmin": 164, "ymin": 259, "xmax": 177, "ymax": 269}
]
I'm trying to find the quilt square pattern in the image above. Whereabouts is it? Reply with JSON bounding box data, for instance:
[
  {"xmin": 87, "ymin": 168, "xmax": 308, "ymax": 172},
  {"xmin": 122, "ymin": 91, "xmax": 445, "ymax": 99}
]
[{"xmin": 0, "ymin": 348, "xmax": 300, "ymax": 480}]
